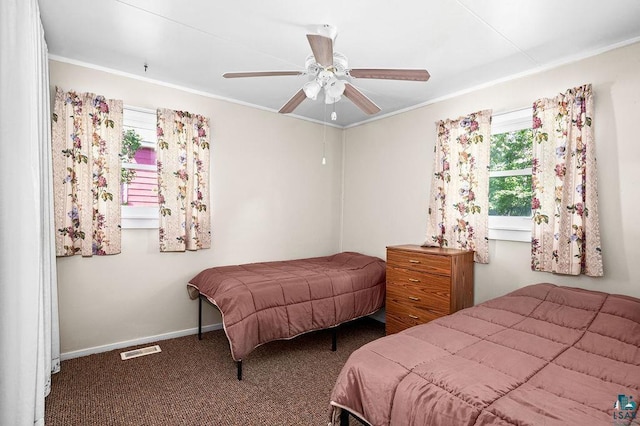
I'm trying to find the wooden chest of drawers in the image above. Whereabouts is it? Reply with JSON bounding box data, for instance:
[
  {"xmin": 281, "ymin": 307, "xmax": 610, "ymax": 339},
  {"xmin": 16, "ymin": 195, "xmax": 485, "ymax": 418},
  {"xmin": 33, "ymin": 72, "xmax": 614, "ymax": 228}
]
[{"xmin": 385, "ymin": 244, "xmax": 474, "ymax": 335}]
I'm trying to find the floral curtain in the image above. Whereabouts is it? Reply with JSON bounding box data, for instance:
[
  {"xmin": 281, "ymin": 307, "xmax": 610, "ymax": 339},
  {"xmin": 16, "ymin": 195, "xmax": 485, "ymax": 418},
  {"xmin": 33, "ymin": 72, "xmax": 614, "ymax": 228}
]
[
  {"xmin": 425, "ymin": 110, "xmax": 491, "ymax": 263},
  {"xmin": 51, "ymin": 87, "xmax": 122, "ymax": 257},
  {"xmin": 157, "ymin": 108, "xmax": 211, "ymax": 252},
  {"xmin": 531, "ymin": 84, "xmax": 603, "ymax": 276}
]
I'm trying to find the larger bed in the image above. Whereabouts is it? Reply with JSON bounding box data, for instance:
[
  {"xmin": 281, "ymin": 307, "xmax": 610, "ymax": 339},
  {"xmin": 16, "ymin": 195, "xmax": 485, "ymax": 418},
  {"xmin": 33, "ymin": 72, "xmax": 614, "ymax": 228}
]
[
  {"xmin": 329, "ymin": 283, "xmax": 640, "ymax": 425},
  {"xmin": 187, "ymin": 252, "xmax": 386, "ymax": 379}
]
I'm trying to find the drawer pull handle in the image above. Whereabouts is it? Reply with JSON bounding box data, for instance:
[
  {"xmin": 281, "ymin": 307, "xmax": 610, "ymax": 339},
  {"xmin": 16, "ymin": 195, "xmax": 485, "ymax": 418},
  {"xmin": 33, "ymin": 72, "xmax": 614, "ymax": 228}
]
[
  {"xmin": 408, "ymin": 278, "xmax": 420, "ymax": 283},
  {"xmin": 408, "ymin": 259, "xmax": 421, "ymax": 264},
  {"xmin": 408, "ymin": 314, "xmax": 419, "ymax": 319},
  {"xmin": 408, "ymin": 296, "xmax": 420, "ymax": 301}
]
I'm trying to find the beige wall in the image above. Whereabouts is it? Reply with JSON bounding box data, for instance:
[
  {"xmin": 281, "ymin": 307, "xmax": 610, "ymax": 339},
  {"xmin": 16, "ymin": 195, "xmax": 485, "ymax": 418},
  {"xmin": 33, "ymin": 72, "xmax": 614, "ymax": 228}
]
[
  {"xmin": 53, "ymin": 41, "xmax": 640, "ymax": 355},
  {"xmin": 342, "ymin": 41, "xmax": 640, "ymax": 303},
  {"xmin": 50, "ymin": 60, "xmax": 344, "ymax": 354}
]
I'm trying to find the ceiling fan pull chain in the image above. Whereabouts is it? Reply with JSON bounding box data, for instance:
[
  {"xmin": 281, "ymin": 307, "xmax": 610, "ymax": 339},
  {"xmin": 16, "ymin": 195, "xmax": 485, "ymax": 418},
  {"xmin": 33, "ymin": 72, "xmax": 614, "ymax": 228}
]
[{"xmin": 322, "ymin": 103, "xmax": 327, "ymax": 165}]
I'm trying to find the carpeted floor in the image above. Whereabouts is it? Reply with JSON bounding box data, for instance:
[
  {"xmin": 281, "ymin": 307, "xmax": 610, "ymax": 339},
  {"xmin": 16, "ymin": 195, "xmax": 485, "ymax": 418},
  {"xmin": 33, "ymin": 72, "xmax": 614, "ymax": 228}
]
[{"xmin": 45, "ymin": 318, "xmax": 384, "ymax": 425}]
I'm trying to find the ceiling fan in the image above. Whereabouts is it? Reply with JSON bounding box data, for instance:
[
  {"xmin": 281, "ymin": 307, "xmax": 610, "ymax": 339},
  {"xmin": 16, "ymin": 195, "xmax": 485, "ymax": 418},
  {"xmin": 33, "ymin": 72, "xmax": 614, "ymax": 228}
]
[{"xmin": 223, "ymin": 25, "xmax": 430, "ymax": 117}]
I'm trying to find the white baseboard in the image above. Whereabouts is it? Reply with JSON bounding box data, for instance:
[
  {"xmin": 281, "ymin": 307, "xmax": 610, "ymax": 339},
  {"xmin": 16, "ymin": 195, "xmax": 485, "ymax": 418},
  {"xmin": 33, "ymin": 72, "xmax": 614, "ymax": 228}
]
[{"xmin": 60, "ymin": 323, "xmax": 223, "ymax": 361}]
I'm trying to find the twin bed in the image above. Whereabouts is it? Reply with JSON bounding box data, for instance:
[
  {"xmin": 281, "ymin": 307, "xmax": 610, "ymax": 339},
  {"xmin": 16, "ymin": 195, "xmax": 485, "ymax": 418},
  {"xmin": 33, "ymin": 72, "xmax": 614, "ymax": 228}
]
[
  {"xmin": 187, "ymin": 253, "xmax": 639, "ymax": 425},
  {"xmin": 187, "ymin": 252, "xmax": 386, "ymax": 379}
]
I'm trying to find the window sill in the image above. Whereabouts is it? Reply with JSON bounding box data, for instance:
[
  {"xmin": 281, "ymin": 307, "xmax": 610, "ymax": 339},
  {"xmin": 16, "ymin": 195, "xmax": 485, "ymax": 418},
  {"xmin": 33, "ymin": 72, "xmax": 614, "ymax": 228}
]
[
  {"xmin": 488, "ymin": 215, "xmax": 531, "ymax": 242},
  {"xmin": 122, "ymin": 217, "xmax": 158, "ymax": 229},
  {"xmin": 488, "ymin": 227, "xmax": 530, "ymax": 242},
  {"xmin": 121, "ymin": 206, "xmax": 158, "ymax": 229}
]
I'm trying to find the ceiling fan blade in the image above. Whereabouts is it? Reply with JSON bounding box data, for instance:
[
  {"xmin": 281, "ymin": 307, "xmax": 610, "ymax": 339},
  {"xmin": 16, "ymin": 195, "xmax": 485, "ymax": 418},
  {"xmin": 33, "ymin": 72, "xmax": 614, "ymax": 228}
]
[
  {"xmin": 223, "ymin": 71, "xmax": 304, "ymax": 78},
  {"xmin": 278, "ymin": 89, "xmax": 307, "ymax": 114},
  {"xmin": 343, "ymin": 83, "xmax": 381, "ymax": 115},
  {"xmin": 306, "ymin": 34, "xmax": 334, "ymax": 67},
  {"xmin": 349, "ymin": 68, "xmax": 430, "ymax": 81}
]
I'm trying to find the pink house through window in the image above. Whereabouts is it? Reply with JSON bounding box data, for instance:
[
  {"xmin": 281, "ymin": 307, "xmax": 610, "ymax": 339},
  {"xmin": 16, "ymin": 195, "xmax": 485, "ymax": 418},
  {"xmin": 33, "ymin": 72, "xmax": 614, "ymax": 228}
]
[{"xmin": 122, "ymin": 147, "xmax": 158, "ymax": 206}]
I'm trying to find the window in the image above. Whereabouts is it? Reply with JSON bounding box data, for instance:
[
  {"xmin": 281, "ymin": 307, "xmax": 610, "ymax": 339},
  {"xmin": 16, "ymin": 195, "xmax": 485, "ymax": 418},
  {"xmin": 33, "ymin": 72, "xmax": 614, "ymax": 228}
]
[
  {"xmin": 488, "ymin": 108, "xmax": 533, "ymax": 242},
  {"xmin": 121, "ymin": 106, "xmax": 158, "ymax": 228}
]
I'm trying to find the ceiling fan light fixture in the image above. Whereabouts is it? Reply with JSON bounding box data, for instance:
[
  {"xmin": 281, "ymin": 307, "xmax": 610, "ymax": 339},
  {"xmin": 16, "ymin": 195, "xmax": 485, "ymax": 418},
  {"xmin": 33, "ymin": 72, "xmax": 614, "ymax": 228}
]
[{"xmin": 303, "ymin": 80, "xmax": 322, "ymax": 100}]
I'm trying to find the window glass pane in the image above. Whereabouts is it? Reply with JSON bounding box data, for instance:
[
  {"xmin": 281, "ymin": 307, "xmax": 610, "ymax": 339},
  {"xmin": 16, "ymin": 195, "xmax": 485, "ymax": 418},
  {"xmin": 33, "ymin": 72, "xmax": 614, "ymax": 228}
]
[
  {"xmin": 489, "ymin": 128, "xmax": 533, "ymax": 171},
  {"xmin": 122, "ymin": 166, "xmax": 158, "ymax": 206},
  {"xmin": 489, "ymin": 109, "xmax": 533, "ymax": 238},
  {"xmin": 121, "ymin": 114, "xmax": 158, "ymax": 208},
  {"xmin": 489, "ymin": 175, "xmax": 532, "ymax": 216}
]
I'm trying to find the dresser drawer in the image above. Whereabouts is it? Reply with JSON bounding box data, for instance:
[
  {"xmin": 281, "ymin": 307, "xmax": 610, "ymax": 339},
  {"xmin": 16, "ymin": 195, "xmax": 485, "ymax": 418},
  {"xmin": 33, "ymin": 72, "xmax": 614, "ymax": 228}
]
[
  {"xmin": 385, "ymin": 301, "xmax": 442, "ymax": 334},
  {"xmin": 386, "ymin": 286, "xmax": 450, "ymax": 316},
  {"xmin": 387, "ymin": 250, "xmax": 451, "ymax": 276},
  {"xmin": 387, "ymin": 267, "xmax": 450, "ymax": 289},
  {"xmin": 386, "ymin": 282, "xmax": 451, "ymax": 315}
]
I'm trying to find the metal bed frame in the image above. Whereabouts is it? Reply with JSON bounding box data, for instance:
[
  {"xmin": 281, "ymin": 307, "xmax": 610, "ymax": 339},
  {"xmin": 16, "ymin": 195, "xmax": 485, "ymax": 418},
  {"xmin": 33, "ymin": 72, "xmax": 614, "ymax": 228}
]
[
  {"xmin": 339, "ymin": 409, "xmax": 368, "ymax": 426},
  {"xmin": 198, "ymin": 294, "xmax": 338, "ymax": 380}
]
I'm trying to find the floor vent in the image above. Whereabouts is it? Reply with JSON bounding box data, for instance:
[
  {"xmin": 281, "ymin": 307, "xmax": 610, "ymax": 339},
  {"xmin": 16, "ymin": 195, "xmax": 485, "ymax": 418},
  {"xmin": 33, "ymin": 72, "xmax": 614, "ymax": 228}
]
[{"xmin": 120, "ymin": 345, "xmax": 161, "ymax": 360}]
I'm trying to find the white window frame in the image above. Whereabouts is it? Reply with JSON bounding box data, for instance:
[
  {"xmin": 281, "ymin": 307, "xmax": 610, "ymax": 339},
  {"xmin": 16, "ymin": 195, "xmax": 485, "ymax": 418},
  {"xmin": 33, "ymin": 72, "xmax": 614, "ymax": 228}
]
[
  {"xmin": 121, "ymin": 105, "xmax": 159, "ymax": 229},
  {"xmin": 488, "ymin": 107, "xmax": 533, "ymax": 242}
]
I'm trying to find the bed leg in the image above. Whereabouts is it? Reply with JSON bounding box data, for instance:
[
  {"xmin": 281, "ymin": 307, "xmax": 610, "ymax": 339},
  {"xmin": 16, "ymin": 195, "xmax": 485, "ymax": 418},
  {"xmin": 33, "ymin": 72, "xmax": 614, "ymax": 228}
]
[
  {"xmin": 237, "ymin": 361, "xmax": 242, "ymax": 381},
  {"xmin": 198, "ymin": 295, "xmax": 203, "ymax": 340},
  {"xmin": 331, "ymin": 327, "xmax": 337, "ymax": 352},
  {"xmin": 339, "ymin": 409, "xmax": 350, "ymax": 426}
]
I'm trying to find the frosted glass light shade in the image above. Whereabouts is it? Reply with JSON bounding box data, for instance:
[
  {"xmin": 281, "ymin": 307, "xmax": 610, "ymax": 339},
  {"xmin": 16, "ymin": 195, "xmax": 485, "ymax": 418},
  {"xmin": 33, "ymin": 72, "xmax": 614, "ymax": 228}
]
[
  {"xmin": 303, "ymin": 80, "xmax": 322, "ymax": 100},
  {"xmin": 325, "ymin": 78, "xmax": 346, "ymax": 98}
]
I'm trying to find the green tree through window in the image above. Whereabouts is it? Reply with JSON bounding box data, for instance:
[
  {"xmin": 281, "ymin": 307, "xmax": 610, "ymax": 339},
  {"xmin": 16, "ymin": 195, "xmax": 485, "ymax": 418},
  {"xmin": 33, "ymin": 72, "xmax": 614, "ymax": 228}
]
[
  {"xmin": 489, "ymin": 128, "xmax": 533, "ymax": 216},
  {"xmin": 120, "ymin": 129, "xmax": 142, "ymax": 185}
]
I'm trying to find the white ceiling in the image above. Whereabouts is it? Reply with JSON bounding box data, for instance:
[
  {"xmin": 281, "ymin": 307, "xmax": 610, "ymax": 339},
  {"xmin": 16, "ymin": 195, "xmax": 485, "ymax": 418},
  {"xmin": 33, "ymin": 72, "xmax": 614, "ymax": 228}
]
[{"xmin": 38, "ymin": 0, "xmax": 640, "ymax": 127}]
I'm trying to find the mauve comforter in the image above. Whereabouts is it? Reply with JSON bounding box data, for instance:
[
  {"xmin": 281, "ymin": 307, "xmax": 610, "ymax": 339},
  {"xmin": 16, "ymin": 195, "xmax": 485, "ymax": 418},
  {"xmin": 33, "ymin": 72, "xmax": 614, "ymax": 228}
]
[
  {"xmin": 330, "ymin": 283, "xmax": 640, "ymax": 426},
  {"xmin": 188, "ymin": 252, "xmax": 385, "ymax": 361}
]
